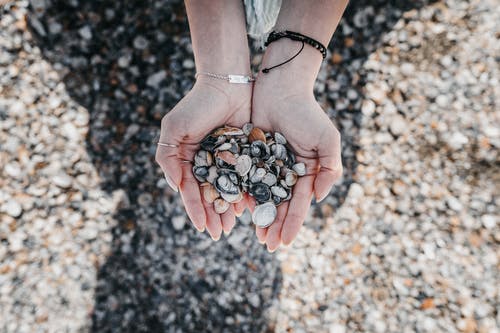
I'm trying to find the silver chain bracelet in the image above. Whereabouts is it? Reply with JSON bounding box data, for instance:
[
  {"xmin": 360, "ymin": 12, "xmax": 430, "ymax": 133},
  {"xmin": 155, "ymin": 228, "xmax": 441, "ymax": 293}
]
[{"xmin": 195, "ymin": 72, "xmax": 255, "ymax": 84}]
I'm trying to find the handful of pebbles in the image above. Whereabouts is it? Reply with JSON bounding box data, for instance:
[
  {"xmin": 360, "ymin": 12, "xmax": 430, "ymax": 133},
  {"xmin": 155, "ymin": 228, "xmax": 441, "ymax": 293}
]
[{"xmin": 192, "ymin": 123, "xmax": 306, "ymax": 228}]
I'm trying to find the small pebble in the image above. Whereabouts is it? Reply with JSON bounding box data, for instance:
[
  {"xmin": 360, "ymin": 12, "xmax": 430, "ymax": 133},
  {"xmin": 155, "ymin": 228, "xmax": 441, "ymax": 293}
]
[
  {"xmin": 52, "ymin": 174, "xmax": 72, "ymax": 188},
  {"xmin": 171, "ymin": 215, "xmax": 186, "ymax": 230},
  {"xmin": 4, "ymin": 200, "xmax": 23, "ymax": 218}
]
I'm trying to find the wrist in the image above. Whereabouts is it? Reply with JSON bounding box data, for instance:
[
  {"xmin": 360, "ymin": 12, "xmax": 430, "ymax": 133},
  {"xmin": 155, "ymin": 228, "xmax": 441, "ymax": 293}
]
[
  {"xmin": 256, "ymin": 38, "xmax": 323, "ymax": 94},
  {"xmin": 192, "ymin": 76, "xmax": 252, "ymax": 110},
  {"xmin": 192, "ymin": 35, "xmax": 252, "ymax": 76},
  {"xmin": 195, "ymin": 55, "xmax": 252, "ymax": 77}
]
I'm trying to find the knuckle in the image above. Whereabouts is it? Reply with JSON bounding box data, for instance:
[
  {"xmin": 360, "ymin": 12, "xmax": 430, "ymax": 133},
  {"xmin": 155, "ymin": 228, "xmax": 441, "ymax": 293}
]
[
  {"xmin": 324, "ymin": 163, "xmax": 343, "ymax": 179},
  {"xmin": 162, "ymin": 115, "xmax": 176, "ymax": 134},
  {"xmin": 182, "ymin": 173, "xmax": 196, "ymax": 183},
  {"xmin": 335, "ymin": 164, "xmax": 344, "ymax": 178},
  {"xmin": 281, "ymin": 230, "xmax": 298, "ymax": 244},
  {"xmin": 155, "ymin": 148, "xmax": 172, "ymax": 167},
  {"xmin": 330, "ymin": 126, "xmax": 341, "ymax": 142},
  {"xmin": 287, "ymin": 212, "xmax": 304, "ymax": 223},
  {"xmin": 292, "ymin": 191, "xmax": 311, "ymax": 203},
  {"xmin": 155, "ymin": 149, "xmax": 165, "ymax": 165},
  {"xmin": 161, "ymin": 112, "xmax": 183, "ymax": 136},
  {"xmin": 160, "ymin": 113, "xmax": 171, "ymax": 129},
  {"xmin": 185, "ymin": 200, "xmax": 202, "ymax": 213}
]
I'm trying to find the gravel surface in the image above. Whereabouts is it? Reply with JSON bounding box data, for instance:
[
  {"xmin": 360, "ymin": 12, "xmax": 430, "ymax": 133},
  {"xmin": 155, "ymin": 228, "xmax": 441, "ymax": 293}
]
[{"xmin": 0, "ymin": 0, "xmax": 498, "ymax": 332}]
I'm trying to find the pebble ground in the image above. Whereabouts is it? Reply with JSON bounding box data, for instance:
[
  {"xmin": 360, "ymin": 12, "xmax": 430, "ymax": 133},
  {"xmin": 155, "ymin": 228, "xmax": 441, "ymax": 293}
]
[{"xmin": 0, "ymin": 0, "xmax": 498, "ymax": 332}]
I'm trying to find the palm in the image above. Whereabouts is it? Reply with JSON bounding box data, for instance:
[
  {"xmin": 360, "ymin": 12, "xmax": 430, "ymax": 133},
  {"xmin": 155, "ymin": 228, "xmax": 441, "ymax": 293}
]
[
  {"xmin": 156, "ymin": 82, "xmax": 252, "ymax": 240},
  {"xmin": 251, "ymin": 93, "xmax": 342, "ymax": 251}
]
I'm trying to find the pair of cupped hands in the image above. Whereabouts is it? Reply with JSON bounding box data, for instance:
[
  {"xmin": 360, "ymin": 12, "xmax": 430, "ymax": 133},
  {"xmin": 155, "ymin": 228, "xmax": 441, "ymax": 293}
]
[{"xmin": 156, "ymin": 70, "xmax": 343, "ymax": 252}]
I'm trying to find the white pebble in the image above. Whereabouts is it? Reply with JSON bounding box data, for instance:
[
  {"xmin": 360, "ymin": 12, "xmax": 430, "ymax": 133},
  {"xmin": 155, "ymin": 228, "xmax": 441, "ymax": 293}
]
[
  {"xmin": 78, "ymin": 25, "xmax": 92, "ymax": 40},
  {"xmin": 446, "ymin": 196, "xmax": 462, "ymax": 212},
  {"xmin": 481, "ymin": 214, "xmax": 496, "ymax": 229},
  {"xmin": 171, "ymin": 215, "xmax": 186, "ymax": 231},
  {"xmin": 447, "ymin": 132, "xmax": 469, "ymax": 150},
  {"xmin": 182, "ymin": 59, "xmax": 195, "ymax": 69},
  {"xmin": 146, "ymin": 70, "xmax": 166, "ymax": 88},
  {"xmin": 389, "ymin": 115, "xmax": 406, "ymax": 136},
  {"xmin": 3, "ymin": 200, "xmax": 22, "ymax": 218},
  {"xmin": 361, "ymin": 99, "xmax": 376, "ymax": 115},
  {"xmin": 329, "ymin": 323, "xmax": 346, "ymax": 333},
  {"xmin": 52, "ymin": 174, "xmax": 73, "ymax": 188},
  {"xmin": 4, "ymin": 162, "xmax": 22, "ymax": 179},
  {"xmin": 81, "ymin": 228, "xmax": 98, "ymax": 240}
]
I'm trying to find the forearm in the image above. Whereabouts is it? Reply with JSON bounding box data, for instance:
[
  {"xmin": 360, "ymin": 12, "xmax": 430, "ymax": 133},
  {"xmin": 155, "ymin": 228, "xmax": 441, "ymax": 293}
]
[
  {"xmin": 185, "ymin": 0, "xmax": 251, "ymax": 74},
  {"xmin": 275, "ymin": 0, "xmax": 348, "ymax": 45},
  {"xmin": 257, "ymin": 0, "xmax": 349, "ymax": 92}
]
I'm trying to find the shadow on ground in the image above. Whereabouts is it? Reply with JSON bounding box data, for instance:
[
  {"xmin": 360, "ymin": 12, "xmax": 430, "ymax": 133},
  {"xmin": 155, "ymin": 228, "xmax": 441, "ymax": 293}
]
[{"xmin": 29, "ymin": 0, "xmax": 431, "ymax": 331}]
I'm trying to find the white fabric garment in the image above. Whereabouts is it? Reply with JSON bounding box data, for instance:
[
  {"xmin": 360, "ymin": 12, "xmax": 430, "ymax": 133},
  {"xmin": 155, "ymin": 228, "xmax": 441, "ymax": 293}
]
[{"xmin": 244, "ymin": 0, "xmax": 282, "ymax": 46}]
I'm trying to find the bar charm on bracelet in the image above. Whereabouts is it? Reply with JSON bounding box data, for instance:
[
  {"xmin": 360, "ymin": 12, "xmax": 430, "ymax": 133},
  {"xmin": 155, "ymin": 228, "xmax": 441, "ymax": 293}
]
[
  {"xmin": 195, "ymin": 72, "xmax": 255, "ymax": 84},
  {"xmin": 228, "ymin": 74, "xmax": 254, "ymax": 84}
]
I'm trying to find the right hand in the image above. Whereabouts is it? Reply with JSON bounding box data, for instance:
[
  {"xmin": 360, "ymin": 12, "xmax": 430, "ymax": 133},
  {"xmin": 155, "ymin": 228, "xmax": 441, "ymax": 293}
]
[{"xmin": 155, "ymin": 78, "xmax": 252, "ymax": 240}]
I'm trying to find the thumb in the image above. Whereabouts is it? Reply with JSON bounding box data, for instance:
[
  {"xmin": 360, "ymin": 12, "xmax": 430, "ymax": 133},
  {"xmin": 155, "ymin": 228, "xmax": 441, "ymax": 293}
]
[
  {"xmin": 156, "ymin": 147, "xmax": 182, "ymax": 192},
  {"xmin": 156, "ymin": 114, "xmax": 184, "ymax": 191},
  {"xmin": 313, "ymin": 128, "xmax": 343, "ymax": 202}
]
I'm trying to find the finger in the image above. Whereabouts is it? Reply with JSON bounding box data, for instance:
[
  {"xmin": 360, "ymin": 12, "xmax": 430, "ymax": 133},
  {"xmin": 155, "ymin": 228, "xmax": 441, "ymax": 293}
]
[
  {"xmin": 179, "ymin": 163, "xmax": 206, "ymax": 232},
  {"xmin": 202, "ymin": 198, "xmax": 223, "ymax": 241},
  {"xmin": 247, "ymin": 194, "xmax": 267, "ymax": 243},
  {"xmin": 221, "ymin": 206, "xmax": 236, "ymax": 235},
  {"xmin": 314, "ymin": 166, "xmax": 342, "ymax": 202},
  {"xmin": 245, "ymin": 193, "xmax": 257, "ymax": 212},
  {"xmin": 156, "ymin": 112, "xmax": 196, "ymax": 191},
  {"xmin": 155, "ymin": 146, "xmax": 181, "ymax": 192},
  {"xmin": 265, "ymin": 201, "xmax": 289, "ymax": 252},
  {"xmin": 234, "ymin": 200, "xmax": 246, "ymax": 217},
  {"xmin": 255, "ymin": 225, "xmax": 267, "ymax": 244},
  {"xmin": 281, "ymin": 174, "xmax": 314, "ymax": 245},
  {"xmin": 314, "ymin": 129, "xmax": 343, "ymax": 202}
]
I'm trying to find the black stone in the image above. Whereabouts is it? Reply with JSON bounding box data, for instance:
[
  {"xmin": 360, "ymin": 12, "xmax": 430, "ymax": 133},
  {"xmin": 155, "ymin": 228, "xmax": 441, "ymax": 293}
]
[
  {"xmin": 249, "ymin": 183, "xmax": 271, "ymax": 203},
  {"xmin": 200, "ymin": 136, "xmax": 217, "ymax": 152}
]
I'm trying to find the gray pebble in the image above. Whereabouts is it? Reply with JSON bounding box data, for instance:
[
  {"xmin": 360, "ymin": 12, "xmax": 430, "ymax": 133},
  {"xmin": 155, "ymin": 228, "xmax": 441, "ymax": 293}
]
[{"xmin": 133, "ymin": 35, "xmax": 149, "ymax": 50}]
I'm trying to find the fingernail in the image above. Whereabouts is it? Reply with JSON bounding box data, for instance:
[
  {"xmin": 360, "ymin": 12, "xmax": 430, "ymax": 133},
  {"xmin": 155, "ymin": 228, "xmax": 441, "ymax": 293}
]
[
  {"xmin": 164, "ymin": 174, "xmax": 178, "ymax": 192},
  {"xmin": 266, "ymin": 243, "xmax": 278, "ymax": 252},
  {"xmin": 316, "ymin": 192, "xmax": 328, "ymax": 203},
  {"xmin": 267, "ymin": 246, "xmax": 277, "ymax": 253},
  {"xmin": 258, "ymin": 238, "xmax": 265, "ymax": 244},
  {"xmin": 223, "ymin": 230, "xmax": 229, "ymax": 236},
  {"xmin": 210, "ymin": 231, "xmax": 222, "ymax": 241},
  {"xmin": 195, "ymin": 225, "xmax": 205, "ymax": 232}
]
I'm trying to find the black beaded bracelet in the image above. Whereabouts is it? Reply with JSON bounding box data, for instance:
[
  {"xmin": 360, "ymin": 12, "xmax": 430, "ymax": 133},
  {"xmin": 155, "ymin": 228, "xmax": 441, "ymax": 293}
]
[{"xmin": 262, "ymin": 30, "xmax": 327, "ymax": 74}]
